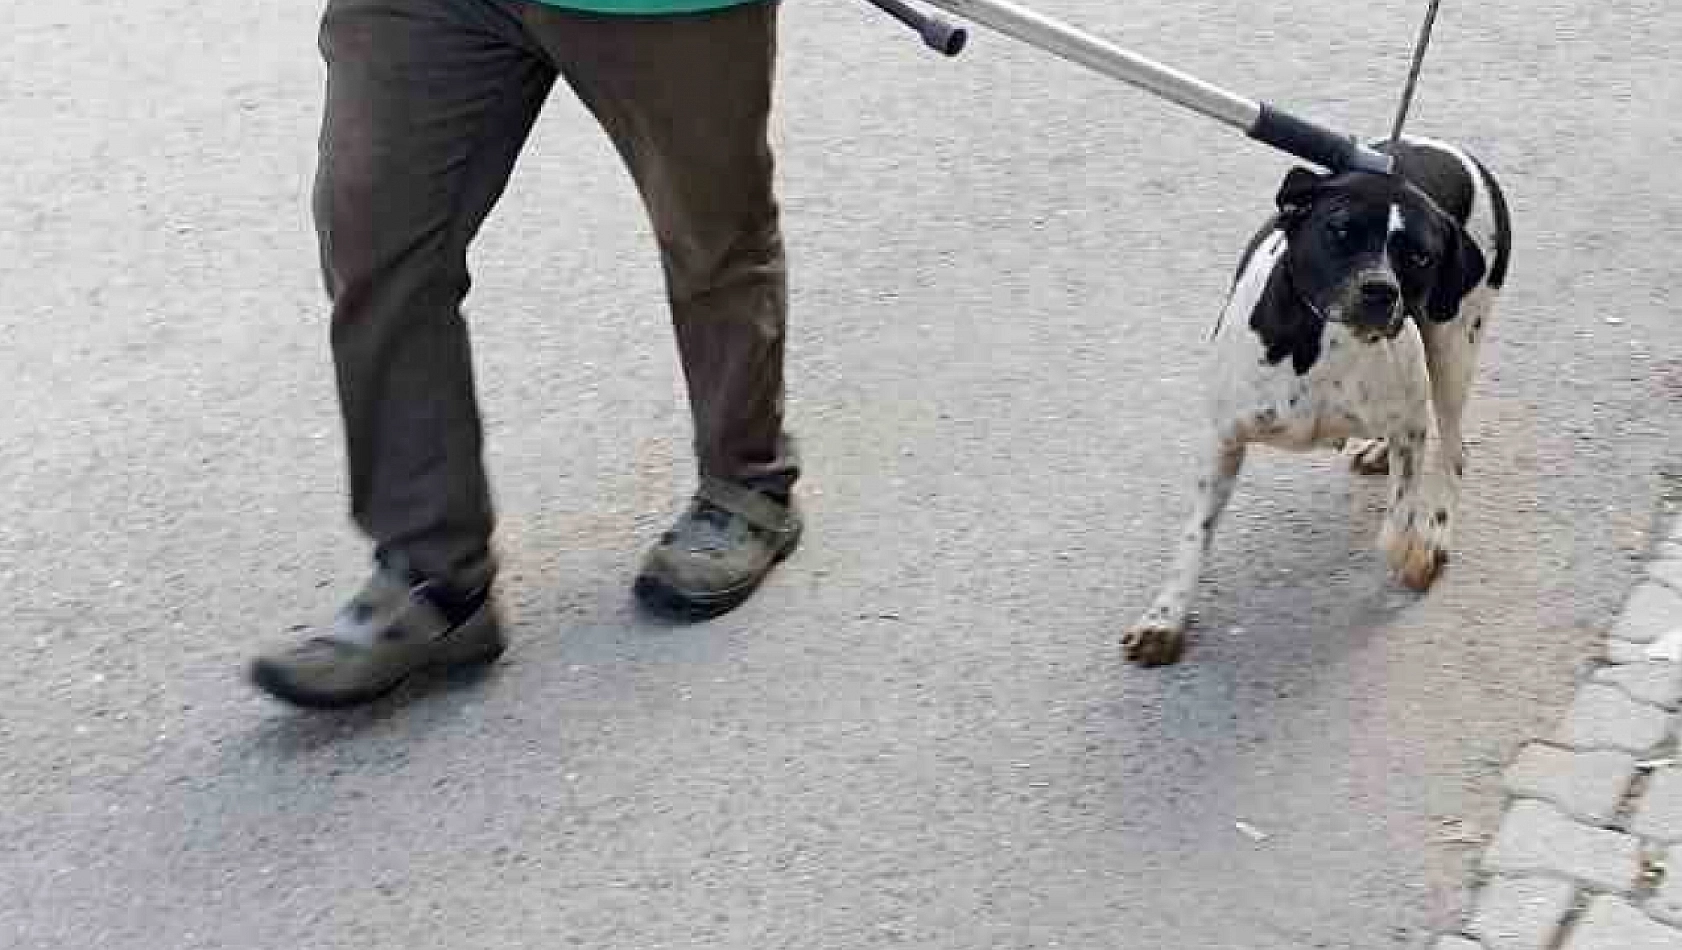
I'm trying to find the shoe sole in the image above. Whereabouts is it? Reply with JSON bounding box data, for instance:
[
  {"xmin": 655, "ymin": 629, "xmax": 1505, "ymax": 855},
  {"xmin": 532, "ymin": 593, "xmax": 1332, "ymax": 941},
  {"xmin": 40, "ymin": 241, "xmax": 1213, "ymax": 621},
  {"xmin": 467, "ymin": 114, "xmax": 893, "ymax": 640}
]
[
  {"xmin": 249, "ymin": 614, "xmax": 507, "ymax": 711},
  {"xmin": 633, "ymin": 525, "xmax": 802, "ymax": 622}
]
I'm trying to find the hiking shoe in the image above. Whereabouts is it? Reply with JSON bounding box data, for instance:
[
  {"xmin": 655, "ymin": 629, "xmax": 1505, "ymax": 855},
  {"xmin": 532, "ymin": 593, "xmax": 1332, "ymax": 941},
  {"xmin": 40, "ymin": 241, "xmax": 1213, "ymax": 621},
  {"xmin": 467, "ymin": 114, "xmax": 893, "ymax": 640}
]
[
  {"xmin": 633, "ymin": 477, "xmax": 802, "ymax": 620},
  {"xmin": 249, "ymin": 566, "xmax": 505, "ymax": 709}
]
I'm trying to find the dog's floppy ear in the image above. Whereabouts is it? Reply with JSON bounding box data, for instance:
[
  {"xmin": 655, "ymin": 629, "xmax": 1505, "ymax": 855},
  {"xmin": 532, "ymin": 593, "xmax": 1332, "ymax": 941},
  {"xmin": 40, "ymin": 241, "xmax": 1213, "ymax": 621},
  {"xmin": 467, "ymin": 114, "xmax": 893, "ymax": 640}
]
[
  {"xmin": 1275, "ymin": 167, "xmax": 1324, "ymax": 228},
  {"xmin": 1425, "ymin": 224, "xmax": 1489, "ymax": 322}
]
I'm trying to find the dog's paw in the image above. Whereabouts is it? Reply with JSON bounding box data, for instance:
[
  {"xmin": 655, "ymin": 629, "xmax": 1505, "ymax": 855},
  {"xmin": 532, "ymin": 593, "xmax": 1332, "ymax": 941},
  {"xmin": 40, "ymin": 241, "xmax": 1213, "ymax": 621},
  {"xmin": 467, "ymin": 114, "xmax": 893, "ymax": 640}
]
[
  {"xmin": 1123, "ymin": 618, "xmax": 1188, "ymax": 667},
  {"xmin": 1379, "ymin": 506, "xmax": 1451, "ymax": 591},
  {"xmin": 1346, "ymin": 438, "xmax": 1390, "ymax": 475}
]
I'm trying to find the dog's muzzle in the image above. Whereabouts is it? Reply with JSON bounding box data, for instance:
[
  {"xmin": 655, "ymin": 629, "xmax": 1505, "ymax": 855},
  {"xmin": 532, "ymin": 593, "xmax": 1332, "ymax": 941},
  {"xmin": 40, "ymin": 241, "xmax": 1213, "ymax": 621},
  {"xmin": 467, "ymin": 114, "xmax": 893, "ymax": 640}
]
[
  {"xmin": 1287, "ymin": 259, "xmax": 1406, "ymax": 339},
  {"xmin": 1329, "ymin": 274, "xmax": 1406, "ymax": 339},
  {"xmin": 1352, "ymin": 277, "xmax": 1401, "ymax": 328}
]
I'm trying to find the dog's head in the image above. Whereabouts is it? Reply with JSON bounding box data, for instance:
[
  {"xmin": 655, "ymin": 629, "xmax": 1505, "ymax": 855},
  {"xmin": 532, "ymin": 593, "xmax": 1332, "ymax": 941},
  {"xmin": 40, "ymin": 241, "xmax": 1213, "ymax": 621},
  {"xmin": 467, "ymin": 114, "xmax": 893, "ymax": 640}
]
[{"xmin": 1273, "ymin": 166, "xmax": 1486, "ymax": 338}]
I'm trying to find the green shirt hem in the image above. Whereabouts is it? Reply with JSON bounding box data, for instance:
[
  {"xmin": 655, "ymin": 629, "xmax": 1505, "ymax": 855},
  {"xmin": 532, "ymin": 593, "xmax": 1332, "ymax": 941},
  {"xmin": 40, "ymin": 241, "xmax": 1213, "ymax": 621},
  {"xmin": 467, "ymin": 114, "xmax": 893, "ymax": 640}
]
[{"xmin": 523, "ymin": 0, "xmax": 763, "ymax": 14}]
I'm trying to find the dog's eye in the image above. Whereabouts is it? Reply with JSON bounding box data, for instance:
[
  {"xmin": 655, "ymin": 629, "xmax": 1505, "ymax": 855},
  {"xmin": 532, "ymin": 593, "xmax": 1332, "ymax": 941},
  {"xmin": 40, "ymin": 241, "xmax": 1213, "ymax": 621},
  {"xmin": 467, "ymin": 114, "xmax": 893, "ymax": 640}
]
[
  {"xmin": 1408, "ymin": 250, "xmax": 1435, "ymax": 269},
  {"xmin": 1327, "ymin": 221, "xmax": 1351, "ymax": 243}
]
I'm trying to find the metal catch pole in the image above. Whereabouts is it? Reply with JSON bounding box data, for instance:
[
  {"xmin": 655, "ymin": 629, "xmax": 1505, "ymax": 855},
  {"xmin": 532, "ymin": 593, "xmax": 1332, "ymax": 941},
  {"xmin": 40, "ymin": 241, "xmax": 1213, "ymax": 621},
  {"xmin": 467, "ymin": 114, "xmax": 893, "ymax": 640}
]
[{"xmin": 859, "ymin": 0, "xmax": 1396, "ymax": 175}]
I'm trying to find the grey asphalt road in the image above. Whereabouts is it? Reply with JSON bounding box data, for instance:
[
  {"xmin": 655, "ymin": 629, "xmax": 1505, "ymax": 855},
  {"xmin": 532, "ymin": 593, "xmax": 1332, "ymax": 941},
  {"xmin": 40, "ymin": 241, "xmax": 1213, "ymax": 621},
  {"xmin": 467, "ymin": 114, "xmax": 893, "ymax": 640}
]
[{"xmin": 4, "ymin": 0, "xmax": 1681, "ymax": 947}]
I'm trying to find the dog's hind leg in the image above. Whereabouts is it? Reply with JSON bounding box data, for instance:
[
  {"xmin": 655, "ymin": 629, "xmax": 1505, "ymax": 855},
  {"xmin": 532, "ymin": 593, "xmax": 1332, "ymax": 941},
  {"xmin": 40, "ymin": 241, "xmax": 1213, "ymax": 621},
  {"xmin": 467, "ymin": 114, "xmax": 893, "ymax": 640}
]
[{"xmin": 1124, "ymin": 430, "xmax": 1247, "ymax": 666}]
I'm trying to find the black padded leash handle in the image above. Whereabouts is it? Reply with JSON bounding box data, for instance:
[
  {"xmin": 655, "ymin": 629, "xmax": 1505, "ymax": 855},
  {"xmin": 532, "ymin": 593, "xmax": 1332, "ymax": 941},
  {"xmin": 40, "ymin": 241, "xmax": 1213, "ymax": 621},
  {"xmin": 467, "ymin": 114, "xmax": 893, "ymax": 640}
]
[
  {"xmin": 1250, "ymin": 104, "xmax": 1394, "ymax": 174},
  {"xmin": 861, "ymin": 0, "xmax": 968, "ymax": 56}
]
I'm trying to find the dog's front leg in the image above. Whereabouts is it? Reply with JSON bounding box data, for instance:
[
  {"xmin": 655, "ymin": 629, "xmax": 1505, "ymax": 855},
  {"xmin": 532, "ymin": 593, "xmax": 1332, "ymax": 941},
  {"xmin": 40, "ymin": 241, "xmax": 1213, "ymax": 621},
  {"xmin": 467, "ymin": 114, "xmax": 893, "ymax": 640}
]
[
  {"xmin": 1377, "ymin": 424, "xmax": 1450, "ymax": 591},
  {"xmin": 1124, "ymin": 430, "xmax": 1247, "ymax": 666},
  {"xmin": 1416, "ymin": 287, "xmax": 1498, "ymax": 553}
]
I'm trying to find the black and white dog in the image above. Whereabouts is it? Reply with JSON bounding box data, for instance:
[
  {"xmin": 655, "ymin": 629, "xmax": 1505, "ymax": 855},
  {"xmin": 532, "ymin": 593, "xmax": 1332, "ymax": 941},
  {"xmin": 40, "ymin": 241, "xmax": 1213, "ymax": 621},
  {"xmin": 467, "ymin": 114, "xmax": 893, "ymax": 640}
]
[{"xmin": 1123, "ymin": 135, "xmax": 1513, "ymax": 667}]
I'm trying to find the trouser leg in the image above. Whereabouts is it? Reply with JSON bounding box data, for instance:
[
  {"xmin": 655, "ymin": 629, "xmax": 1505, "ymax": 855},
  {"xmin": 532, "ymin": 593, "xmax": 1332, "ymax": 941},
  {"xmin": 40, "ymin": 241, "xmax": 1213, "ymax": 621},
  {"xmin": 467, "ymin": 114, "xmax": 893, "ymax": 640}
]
[
  {"xmin": 519, "ymin": 0, "xmax": 799, "ymax": 496},
  {"xmin": 315, "ymin": 0, "xmax": 556, "ymax": 589}
]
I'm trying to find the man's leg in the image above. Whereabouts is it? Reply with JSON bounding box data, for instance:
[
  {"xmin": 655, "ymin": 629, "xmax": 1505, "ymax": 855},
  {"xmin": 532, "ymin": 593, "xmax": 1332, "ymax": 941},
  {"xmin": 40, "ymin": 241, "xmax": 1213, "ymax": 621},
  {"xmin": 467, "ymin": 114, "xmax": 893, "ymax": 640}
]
[
  {"xmin": 521, "ymin": 1, "xmax": 801, "ymax": 619},
  {"xmin": 251, "ymin": 0, "xmax": 555, "ymax": 707}
]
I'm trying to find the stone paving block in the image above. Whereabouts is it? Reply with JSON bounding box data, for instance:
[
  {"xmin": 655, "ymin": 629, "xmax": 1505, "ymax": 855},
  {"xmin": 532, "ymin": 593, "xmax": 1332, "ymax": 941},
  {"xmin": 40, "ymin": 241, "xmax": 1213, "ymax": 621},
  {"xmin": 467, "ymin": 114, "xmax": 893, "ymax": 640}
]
[
  {"xmin": 1648, "ymin": 846, "xmax": 1682, "ymax": 927},
  {"xmin": 1612, "ymin": 583, "xmax": 1682, "ymax": 644},
  {"xmin": 1596, "ymin": 662, "xmax": 1682, "ymax": 709},
  {"xmin": 1562, "ymin": 895, "xmax": 1682, "ymax": 950},
  {"xmin": 1483, "ymin": 800, "xmax": 1642, "ymax": 893},
  {"xmin": 1470, "ymin": 875, "xmax": 1575, "ymax": 950},
  {"xmin": 1654, "ymin": 560, "xmax": 1682, "ymax": 595},
  {"xmin": 1434, "ymin": 938, "xmax": 1485, "ymax": 950},
  {"xmin": 1556, "ymin": 684, "xmax": 1675, "ymax": 753},
  {"xmin": 1612, "ymin": 639, "xmax": 1659, "ymax": 664},
  {"xmin": 1503, "ymin": 743, "xmax": 1638, "ymax": 824},
  {"xmin": 1634, "ymin": 769, "xmax": 1682, "ymax": 845}
]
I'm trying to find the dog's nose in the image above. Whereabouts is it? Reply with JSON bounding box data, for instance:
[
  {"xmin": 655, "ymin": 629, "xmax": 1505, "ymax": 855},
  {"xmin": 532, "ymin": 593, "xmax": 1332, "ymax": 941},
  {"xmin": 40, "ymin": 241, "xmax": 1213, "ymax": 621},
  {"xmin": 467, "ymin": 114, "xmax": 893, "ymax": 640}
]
[{"xmin": 1359, "ymin": 281, "xmax": 1400, "ymax": 311}]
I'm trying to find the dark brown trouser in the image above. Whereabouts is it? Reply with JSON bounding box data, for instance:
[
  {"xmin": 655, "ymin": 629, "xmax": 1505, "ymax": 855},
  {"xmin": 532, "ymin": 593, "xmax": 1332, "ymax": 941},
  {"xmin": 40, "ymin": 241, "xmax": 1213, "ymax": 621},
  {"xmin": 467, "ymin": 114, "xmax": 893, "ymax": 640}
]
[{"xmin": 314, "ymin": 0, "xmax": 799, "ymax": 590}]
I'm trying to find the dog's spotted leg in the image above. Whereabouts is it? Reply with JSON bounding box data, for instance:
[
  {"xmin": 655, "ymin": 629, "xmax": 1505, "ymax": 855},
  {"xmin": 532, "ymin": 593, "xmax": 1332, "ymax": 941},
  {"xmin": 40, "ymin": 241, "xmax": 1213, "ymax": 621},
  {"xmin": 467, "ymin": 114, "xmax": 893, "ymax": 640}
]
[
  {"xmin": 1124, "ymin": 432, "xmax": 1247, "ymax": 666},
  {"xmin": 1378, "ymin": 425, "xmax": 1449, "ymax": 591}
]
